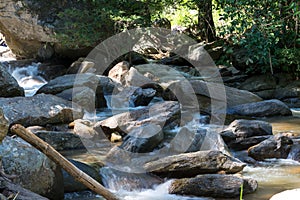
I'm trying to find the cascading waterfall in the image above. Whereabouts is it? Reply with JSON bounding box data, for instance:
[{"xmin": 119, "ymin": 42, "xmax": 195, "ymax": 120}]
[{"xmin": 8, "ymin": 63, "xmax": 47, "ymax": 96}]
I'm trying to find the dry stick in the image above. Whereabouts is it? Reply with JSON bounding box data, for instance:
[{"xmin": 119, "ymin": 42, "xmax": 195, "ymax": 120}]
[{"xmin": 10, "ymin": 124, "xmax": 120, "ymax": 200}]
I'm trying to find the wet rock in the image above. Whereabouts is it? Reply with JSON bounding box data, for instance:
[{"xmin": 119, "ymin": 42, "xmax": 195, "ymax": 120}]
[
  {"xmin": 37, "ymin": 63, "xmax": 68, "ymax": 81},
  {"xmin": 63, "ymin": 160, "xmax": 102, "ymax": 192},
  {"xmin": 270, "ymin": 188, "xmax": 300, "ymax": 200},
  {"xmin": 34, "ymin": 130, "xmax": 85, "ymax": 151},
  {"xmin": 221, "ymin": 119, "xmax": 273, "ymax": 150},
  {"xmin": 287, "ymin": 144, "xmax": 300, "ymax": 162},
  {"xmin": 0, "ymin": 63, "xmax": 24, "ymax": 97},
  {"xmin": 144, "ymin": 150, "xmax": 246, "ymax": 178},
  {"xmin": 97, "ymin": 75, "xmax": 123, "ymax": 95},
  {"xmin": 169, "ymin": 174, "xmax": 257, "ymax": 198},
  {"xmin": 0, "ymin": 137, "xmax": 63, "ymax": 199},
  {"xmin": 108, "ymin": 86, "xmax": 156, "ymax": 108},
  {"xmin": 120, "ymin": 124, "xmax": 163, "ymax": 153},
  {"xmin": 248, "ymin": 134, "xmax": 293, "ymax": 160},
  {"xmin": 0, "ymin": 94, "xmax": 83, "ymax": 126},
  {"xmin": 0, "ymin": 108, "xmax": 9, "ymax": 143},
  {"xmin": 95, "ymin": 101, "xmax": 180, "ymax": 137},
  {"xmin": 228, "ymin": 99, "xmax": 292, "ymax": 117},
  {"xmin": 238, "ymin": 74, "xmax": 277, "ymax": 92},
  {"xmin": 108, "ymin": 61, "xmax": 130, "ymax": 84}
]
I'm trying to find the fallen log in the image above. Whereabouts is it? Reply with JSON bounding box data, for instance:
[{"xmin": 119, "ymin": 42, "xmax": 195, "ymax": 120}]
[{"xmin": 10, "ymin": 124, "xmax": 120, "ymax": 200}]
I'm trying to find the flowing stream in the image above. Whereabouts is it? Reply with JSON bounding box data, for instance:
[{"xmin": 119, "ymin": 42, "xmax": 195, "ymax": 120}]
[{"xmin": 5, "ymin": 63, "xmax": 300, "ymax": 200}]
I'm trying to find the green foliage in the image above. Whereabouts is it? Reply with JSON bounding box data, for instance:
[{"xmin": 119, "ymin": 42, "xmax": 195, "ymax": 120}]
[{"xmin": 216, "ymin": 0, "xmax": 300, "ymax": 74}]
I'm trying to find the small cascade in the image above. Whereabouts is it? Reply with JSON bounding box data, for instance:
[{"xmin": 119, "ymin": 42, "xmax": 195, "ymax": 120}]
[
  {"xmin": 8, "ymin": 63, "xmax": 47, "ymax": 96},
  {"xmin": 100, "ymin": 167, "xmax": 162, "ymax": 192}
]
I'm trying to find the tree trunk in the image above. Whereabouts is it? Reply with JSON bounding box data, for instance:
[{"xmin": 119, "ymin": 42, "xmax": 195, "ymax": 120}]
[{"xmin": 196, "ymin": 0, "xmax": 216, "ymax": 42}]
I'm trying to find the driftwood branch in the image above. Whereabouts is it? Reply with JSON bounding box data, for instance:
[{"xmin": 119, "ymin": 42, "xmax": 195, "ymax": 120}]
[{"xmin": 10, "ymin": 124, "xmax": 120, "ymax": 200}]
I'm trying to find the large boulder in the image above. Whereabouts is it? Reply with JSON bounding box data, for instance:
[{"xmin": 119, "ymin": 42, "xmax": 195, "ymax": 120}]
[
  {"xmin": 144, "ymin": 150, "xmax": 246, "ymax": 178},
  {"xmin": 95, "ymin": 101, "xmax": 180, "ymax": 137},
  {"xmin": 164, "ymin": 80, "xmax": 262, "ymax": 114},
  {"xmin": 0, "ymin": 0, "xmax": 114, "ymax": 59},
  {"xmin": 0, "ymin": 93, "xmax": 83, "ymax": 126},
  {"xmin": 248, "ymin": 134, "xmax": 293, "ymax": 160},
  {"xmin": 37, "ymin": 73, "xmax": 106, "ymax": 108},
  {"xmin": 0, "ymin": 63, "xmax": 24, "ymax": 97},
  {"xmin": 169, "ymin": 174, "xmax": 257, "ymax": 198},
  {"xmin": 221, "ymin": 119, "xmax": 273, "ymax": 150},
  {"xmin": 0, "ymin": 137, "xmax": 63, "ymax": 199},
  {"xmin": 275, "ymin": 80, "xmax": 300, "ymax": 100},
  {"xmin": 228, "ymin": 99, "xmax": 292, "ymax": 117},
  {"xmin": 0, "ymin": 108, "xmax": 9, "ymax": 143},
  {"xmin": 238, "ymin": 74, "xmax": 277, "ymax": 92}
]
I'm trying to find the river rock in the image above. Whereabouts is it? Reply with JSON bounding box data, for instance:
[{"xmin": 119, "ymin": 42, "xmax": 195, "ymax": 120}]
[
  {"xmin": 120, "ymin": 124, "xmax": 164, "ymax": 153},
  {"xmin": 37, "ymin": 73, "xmax": 99, "ymax": 94},
  {"xmin": 0, "ymin": 93, "xmax": 83, "ymax": 126},
  {"xmin": 248, "ymin": 134, "xmax": 293, "ymax": 160},
  {"xmin": 169, "ymin": 174, "xmax": 257, "ymax": 198},
  {"xmin": 270, "ymin": 188, "xmax": 300, "ymax": 200},
  {"xmin": 63, "ymin": 159, "xmax": 102, "ymax": 192},
  {"xmin": 227, "ymin": 99, "xmax": 292, "ymax": 117},
  {"xmin": 275, "ymin": 80, "xmax": 300, "ymax": 100},
  {"xmin": 34, "ymin": 130, "xmax": 85, "ymax": 151},
  {"xmin": 108, "ymin": 61, "xmax": 130, "ymax": 84},
  {"xmin": 0, "ymin": 63, "xmax": 24, "ymax": 97},
  {"xmin": 37, "ymin": 73, "xmax": 106, "ymax": 108},
  {"xmin": 0, "ymin": 108, "xmax": 9, "ymax": 143},
  {"xmin": 238, "ymin": 74, "xmax": 277, "ymax": 92},
  {"xmin": 95, "ymin": 101, "xmax": 180, "ymax": 138},
  {"xmin": 37, "ymin": 63, "xmax": 68, "ymax": 81},
  {"xmin": 287, "ymin": 144, "xmax": 300, "ymax": 162},
  {"xmin": 144, "ymin": 150, "xmax": 246, "ymax": 178},
  {"xmin": 123, "ymin": 67, "xmax": 155, "ymax": 87},
  {"xmin": 108, "ymin": 86, "xmax": 156, "ymax": 108},
  {"xmin": 0, "ymin": 136, "xmax": 63, "ymax": 199},
  {"xmin": 221, "ymin": 119, "xmax": 273, "ymax": 150}
]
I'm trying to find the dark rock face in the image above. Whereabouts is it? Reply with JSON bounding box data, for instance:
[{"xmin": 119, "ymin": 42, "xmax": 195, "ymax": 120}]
[
  {"xmin": 288, "ymin": 144, "xmax": 300, "ymax": 162},
  {"xmin": 221, "ymin": 119, "xmax": 273, "ymax": 150},
  {"xmin": 0, "ymin": 137, "xmax": 64, "ymax": 200},
  {"xmin": 144, "ymin": 150, "xmax": 246, "ymax": 178},
  {"xmin": 248, "ymin": 134, "xmax": 293, "ymax": 160},
  {"xmin": 34, "ymin": 130, "xmax": 85, "ymax": 151},
  {"xmin": 0, "ymin": 93, "xmax": 83, "ymax": 126},
  {"xmin": 169, "ymin": 174, "xmax": 258, "ymax": 198},
  {"xmin": 0, "ymin": 63, "xmax": 24, "ymax": 97},
  {"xmin": 63, "ymin": 160, "xmax": 102, "ymax": 192},
  {"xmin": 228, "ymin": 99, "xmax": 292, "ymax": 117},
  {"xmin": 239, "ymin": 74, "xmax": 277, "ymax": 92}
]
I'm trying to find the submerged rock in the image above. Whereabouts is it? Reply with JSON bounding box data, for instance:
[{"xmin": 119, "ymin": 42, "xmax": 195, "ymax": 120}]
[
  {"xmin": 144, "ymin": 150, "xmax": 246, "ymax": 178},
  {"xmin": 0, "ymin": 93, "xmax": 83, "ymax": 126},
  {"xmin": 0, "ymin": 63, "xmax": 24, "ymax": 97},
  {"xmin": 248, "ymin": 134, "xmax": 293, "ymax": 160},
  {"xmin": 228, "ymin": 99, "xmax": 292, "ymax": 117},
  {"xmin": 0, "ymin": 137, "xmax": 63, "ymax": 199},
  {"xmin": 169, "ymin": 174, "xmax": 257, "ymax": 198}
]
